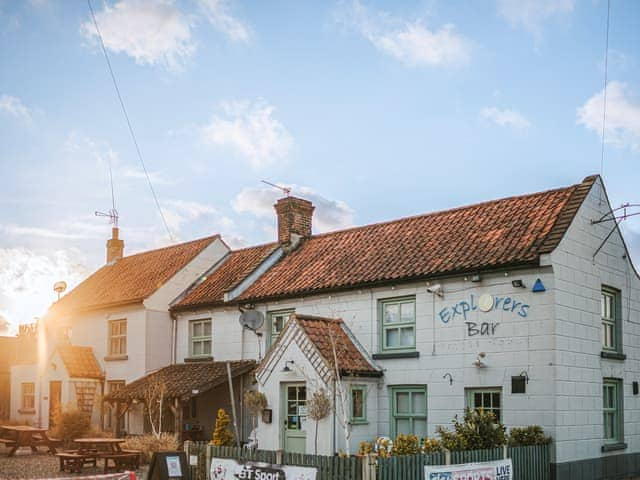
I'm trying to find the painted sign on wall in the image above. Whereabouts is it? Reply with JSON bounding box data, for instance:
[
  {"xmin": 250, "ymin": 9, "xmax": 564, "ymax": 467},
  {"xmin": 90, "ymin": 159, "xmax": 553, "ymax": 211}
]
[
  {"xmin": 425, "ymin": 458, "xmax": 512, "ymax": 480},
  {"xmin": 211, "ymin": 457, "xmax": 317, "ymax": 480}
]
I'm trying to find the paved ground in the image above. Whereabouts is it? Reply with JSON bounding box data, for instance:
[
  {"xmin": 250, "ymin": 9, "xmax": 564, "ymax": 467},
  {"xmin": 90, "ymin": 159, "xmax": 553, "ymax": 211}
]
[{"xmin": 0, "ymin": 447, "xmax": 147, "ymax": 479}]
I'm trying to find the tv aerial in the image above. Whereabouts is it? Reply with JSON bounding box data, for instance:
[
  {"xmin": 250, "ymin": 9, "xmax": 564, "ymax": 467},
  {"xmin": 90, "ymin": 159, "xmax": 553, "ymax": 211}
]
[
  {"xmin": 261, "ymin": 180, "xmax": 291, "ymax": 197},
  {"xmin": 95, "ymin": 208, "xmax": 119, "ymax": 227}
]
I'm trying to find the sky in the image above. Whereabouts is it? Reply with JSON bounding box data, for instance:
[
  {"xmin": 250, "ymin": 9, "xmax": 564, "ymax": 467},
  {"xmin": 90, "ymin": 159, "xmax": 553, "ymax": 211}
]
[{"xmin": 0, "ymin": 0, "xmax": 639, "ymax": 332}]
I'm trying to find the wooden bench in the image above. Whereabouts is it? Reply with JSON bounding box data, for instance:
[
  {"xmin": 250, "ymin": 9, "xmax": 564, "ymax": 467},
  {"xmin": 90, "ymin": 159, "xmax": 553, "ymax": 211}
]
[
  {"xmin": 0, "ymin": 437, "xmax": 17, "ymax": 446},
  {"xmin": 101, "ymin": 452, "xmax": 140, "ymax": 473},
  {"xmin": 55, "ymin": 452, "xmax": 98, "ymax": 473}
]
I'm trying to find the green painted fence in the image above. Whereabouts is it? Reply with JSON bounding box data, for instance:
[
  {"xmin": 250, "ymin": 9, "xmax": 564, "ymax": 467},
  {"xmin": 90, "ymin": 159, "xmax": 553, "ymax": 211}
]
[{"xmin": 184, "ymin": 442, "xmax": 550, "ymax": 480}]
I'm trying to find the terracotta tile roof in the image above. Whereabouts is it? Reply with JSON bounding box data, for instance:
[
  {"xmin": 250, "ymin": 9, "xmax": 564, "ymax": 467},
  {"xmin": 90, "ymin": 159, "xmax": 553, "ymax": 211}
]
[
  {"xmin": 50, "ymin": 235, "xmax": 220, "ymax": 316},
  {"xmin": 295, "ymin": 314, "xmax": 382, "ymax": 377},
  {"xmin": 57, "ymin": 345, "xmax": 103, "ymax": 379},
  {"xmin": 238, "ymin": 176, "xmax": 598, "ymax": 302},
  {"xmin": 173, "ymin": 243, "xmax": 278, "ymax": 310},
  {"xmin": 106, "ymin": 360, "xmax": 255, "ymax": 402}
]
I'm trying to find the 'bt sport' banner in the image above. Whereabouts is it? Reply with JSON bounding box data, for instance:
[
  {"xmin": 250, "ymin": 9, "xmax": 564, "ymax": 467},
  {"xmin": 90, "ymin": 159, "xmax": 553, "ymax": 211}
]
[
  {"xmin": 210, "ymin": 457, "xmax": 317, "ymax": 480},
  {"xmin": 425, "ymin": 458, "xmax": 513, "ymax": 480}
]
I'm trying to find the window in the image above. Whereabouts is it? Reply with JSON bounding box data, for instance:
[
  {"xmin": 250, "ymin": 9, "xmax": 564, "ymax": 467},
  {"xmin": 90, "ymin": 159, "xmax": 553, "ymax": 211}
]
[
  {"xmin": 380, "ymin": 297, "xmax": 416, "ymax": 352},
  {"xmin": 190, "ymin": 319, "xmax": 212, "ymax": 357},
  {"xmin": 350, "ymin": 385, "xmax": 367, "ymax": 424},
  {"xmin": 603, "ymin": 378, "xmax": 623, "ymax": 444},
  {"xmin": 391, "ymin": 386, "xmax": 427, "ymax": 438},
  {"xmin": 21, "ymin": 383, "xmax": 35, "ymax": 411},
  {"xmin": 108, "ymin": 319, "xmax": 127, "ymax": 356},
  {"xmin": 602, "ymin": 287, "xmax": 621, "ymax": 352},
  {"xmin": 106, "ymin": 381, "xmax": 125, "ymax": 430},
  {"xmin": 268, "ymin": 310, "xmax": 294, "ymax": 347},
  {"xmin": 466, "ymin": 388, "xmax": 502, "ymax": 421}
]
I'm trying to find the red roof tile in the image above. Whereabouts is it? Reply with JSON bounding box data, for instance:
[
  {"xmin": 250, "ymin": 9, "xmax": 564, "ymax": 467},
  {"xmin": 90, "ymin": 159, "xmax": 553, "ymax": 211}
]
[
  {"xmin": 295, "ymin": 314, "xmax": 381, "ymax": 377},
  {"xmin": 50, "ymin": 235, "xmax": 220, "ymax": 316},
  {"xmin": 173, "ymin": 243, "xmax": 278, "ymax": 310},
  {"xmin": 57, "ymin": 345, "xmax": 103, "ymax": 379},
  {"xmin": 238, "ymin": 176, "xmax": 597, "ymax": 302}
]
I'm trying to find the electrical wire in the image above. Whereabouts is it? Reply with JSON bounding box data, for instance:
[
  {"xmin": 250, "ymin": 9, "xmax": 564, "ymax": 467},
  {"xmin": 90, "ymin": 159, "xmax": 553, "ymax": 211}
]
[{"xmin": 87, "ymin": 0, "xmax": 174, "ymax": 242}]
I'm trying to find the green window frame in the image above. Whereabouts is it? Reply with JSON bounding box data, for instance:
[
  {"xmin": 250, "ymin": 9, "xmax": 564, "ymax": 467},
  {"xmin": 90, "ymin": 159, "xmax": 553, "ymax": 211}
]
[
  {"xmin": 267, "ymin": 309, "xmax": 294, "ymax": 348},
  {"xmin": 602, "ymin": 287, "xmax": 622, "ymax": 353},
  {"xmin": 350, "ymin": 385, "xmax": 367, "ymax": 424},
  {"xmin": 390, "ymin": 385, "xmax": 427, "ymax": 438},
  {"xmin": 379, "ymin": 297, "xmax": 416, "ymax": 353},
  {"xmin": 189, "ymin": 319, "xmax": 212, "ymax": 357},
  {"xmin": 603, "ymin": 378, "xmax": 624, "ymax": 444},
  {"xmin": 465, "ymin": 388, "xmax": 502, "ymax": 421}
]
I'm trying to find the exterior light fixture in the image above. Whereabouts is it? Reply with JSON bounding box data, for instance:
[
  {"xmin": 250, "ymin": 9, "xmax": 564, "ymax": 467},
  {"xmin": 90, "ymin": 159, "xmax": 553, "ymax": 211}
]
[
  {"xmin": 427, "ymin": 284, "xmax": 444, "ymax": 297},
  {"xmin": 282, "ymin": 360, "xmax": 295, "ymax": 372},
  {"xmin": 512, "ymin": 279, "xmax": 525, "ymax": 288},
  {"xmin": 473, "ymin": 352, "xmax": 487, "ymax": 368},
  {"xmin": 471, "ymin": 274, "xmax": 482, "ymax": 283}
]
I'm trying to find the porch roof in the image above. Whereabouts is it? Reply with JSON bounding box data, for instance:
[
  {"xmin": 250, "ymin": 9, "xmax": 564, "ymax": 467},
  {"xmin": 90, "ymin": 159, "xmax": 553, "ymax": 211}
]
[{"xmin": 106, "ymin": 360, "xmax": 255, "ymax": 403}]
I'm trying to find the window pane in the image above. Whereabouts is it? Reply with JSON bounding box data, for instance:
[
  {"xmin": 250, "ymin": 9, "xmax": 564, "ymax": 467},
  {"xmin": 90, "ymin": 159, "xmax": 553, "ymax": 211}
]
[
  {"xmin": 384, "ymin": 304, "xmax": 400, "ymax": 323},
  {"xmin": 396, "ymin": 392, "xmax": 410, "ymax": 414},
  {"xmin": 400, "ymin": 328, "xmax": 414, "ymax": 346},
  {"xmin": 203, "ymin": 321, "xmax": 211, "ymax": 336},
  {"xmin": 474, "ymin": 393, "xmax": 482, "ymax": 406},
  {"xmin": 203, "ymin": 340, "xmax": 211, "ymax": 354},
  {"xmin": 413, "ymin": 419, "xmax": 427, "ymax": 438},
  {"xmin": 396, "ymin": 418, "xmax": 410, "ymax": 435},
  {"xmin": 386, "ymin": 328, "xmax": 399, "ymax": 347},
  {"xmin": 352, "ymin": 390, "xmax": 363, "ymax": 418},
  {"xmin": 492, "ymin": 393, "xmax": 500, "ymax": 408},
  {"xmin": 193, "ymin": 322, "xmax": 202, "ymax": 337},
  {"xmin": 400, "ymin": 302, "xmax": 414, "ymax": 322},
  {"xmin": 483, "ymin": 393, "xmax": 491, "ymax": 407},
  {"xmin": 412, "ymin": 392, "xmax": 426, "ymax": 414}
]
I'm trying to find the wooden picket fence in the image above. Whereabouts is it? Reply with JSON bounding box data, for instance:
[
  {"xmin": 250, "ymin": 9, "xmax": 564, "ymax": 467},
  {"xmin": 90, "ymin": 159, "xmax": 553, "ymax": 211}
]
[{"xmin": 184, "ymin": 442, "xmax": 551, "ymax": 480}]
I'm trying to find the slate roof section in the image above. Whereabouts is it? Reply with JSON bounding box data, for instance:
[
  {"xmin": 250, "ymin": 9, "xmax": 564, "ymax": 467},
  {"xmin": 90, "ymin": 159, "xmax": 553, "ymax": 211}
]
[
  {"xmin": 105, "ymin": 360, "xmax": 255, "ymax": 402},
  {"xmin": 173, "ymin": 243, "xmax": 278, "ymax": 310},
  {"xmin": 238, "ymin": 176, "xmax": 598, "ymax": 302},
  {"xmin": 295, "ymin": 314, "xmax": 382, "ymax": 377},
  {"xmin": 57, "ymin": 345, "xmax": 104, "ymax": 379},
  {"xmin": 50, "ymin": 235, "xmax": 220, "ymax": 316}
]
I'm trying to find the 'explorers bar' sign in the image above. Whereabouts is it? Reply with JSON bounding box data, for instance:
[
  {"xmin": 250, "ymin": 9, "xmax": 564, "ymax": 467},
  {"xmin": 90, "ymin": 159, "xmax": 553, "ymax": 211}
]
[{"xmin": 439, "ymin": 294, "xmax": 531, "ymax": 337}]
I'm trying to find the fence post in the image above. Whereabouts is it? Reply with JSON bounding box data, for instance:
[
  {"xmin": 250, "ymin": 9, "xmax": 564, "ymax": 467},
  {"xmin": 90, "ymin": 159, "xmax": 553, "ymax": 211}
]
[
  {"xmin": 206, "ymin": 444, "xmax": 212, "ymax": 480},
  {"xmin": 276, "ymin": 449, "xmax": 283, "ymax": 465},
  {"xmin": 361, "ymin": 453, "xmax": 376, "ymax": 480},
  {"xmin": 444, "ymin": 449, "xmax": 451, "ymax": 465},
  {"xmin": 502, "ymin": 444, "xmax": 507, "ymax": 460}
]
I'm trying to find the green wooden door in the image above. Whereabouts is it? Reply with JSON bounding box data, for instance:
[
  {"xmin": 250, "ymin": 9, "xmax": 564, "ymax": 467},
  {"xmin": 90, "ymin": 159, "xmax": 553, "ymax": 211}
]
[{"xmin": 281, "ymin": 383, "xmax": 307, "ymax": 453}]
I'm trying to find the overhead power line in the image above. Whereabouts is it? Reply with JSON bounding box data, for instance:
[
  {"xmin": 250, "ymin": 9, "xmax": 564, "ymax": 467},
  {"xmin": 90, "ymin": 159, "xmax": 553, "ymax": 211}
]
[
  {"xmin": 600, "ymin": 0, "xmax": 611, "ymax": 180},
  {"xmin": 87, "ymin": 0, "xmax": 174, "ymax": 242}
]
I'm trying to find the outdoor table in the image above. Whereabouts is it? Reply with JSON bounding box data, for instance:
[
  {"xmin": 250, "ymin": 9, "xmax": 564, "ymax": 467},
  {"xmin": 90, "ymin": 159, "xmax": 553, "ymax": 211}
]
[
  {"xmin": 74, "ymin": 438, "xmax": 126, "ymax": 454},
  {"xmin": 73, "ymin": 438, "xmax": 140, "ymax": 473},
  {"xmin": 0, "ymin": 425, "xmax": 59, "ymax": 457}
]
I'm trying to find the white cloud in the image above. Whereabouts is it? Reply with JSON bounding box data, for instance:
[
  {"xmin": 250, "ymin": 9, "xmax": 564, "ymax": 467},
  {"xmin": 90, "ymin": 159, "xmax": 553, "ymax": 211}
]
[
  {"xmin": 198, "ymin": 0, "xmax": 250, "ymax": 42},
  {"xmin": 0, "ymin": 94, "xmax": 33, "ymax": 123},
  {"xmin": 577, "ymin": 81, "xmax": 640, "ymax": 152},
  {"xmin": 497, "ymin": 0, "xmax": 574, "ymax": 38},
  {"xmin": 81, "ymin": 0, "xmax": 195, "ymax": 71},
  {"xmin": 233, "ymin": 185, "xmax": 355, "ymax": 233},
  {"xmin": 0, "ymin": 248, "xmax": 90, "ymax": 328},
  {"xmin": 335, "ymin": 0, "xmax": 472, "ymax": 67},
  {"xmin": 480, "ymin": 107, "xmax": 531, "ymax": 129},
  {"xmin": 201, "ymin": 99, "xmax": 293, "ymax": 169},
  {"xmin": 120, "ymin": 165, "xmax": 174, "ymax": 185},
  {"xmin": 161, "ymin": 199, "xmax": 218, "ymax": 233}
]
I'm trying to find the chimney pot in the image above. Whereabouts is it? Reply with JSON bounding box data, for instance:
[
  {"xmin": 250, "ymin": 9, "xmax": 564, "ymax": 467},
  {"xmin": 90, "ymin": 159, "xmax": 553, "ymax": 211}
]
[
  {"xmin": 106, "ymin": 227, "xmax": 124, "ymax": 263},
  {"xmin": 274, "ymin": 197, "xmax": 314, "ymax": 247}
]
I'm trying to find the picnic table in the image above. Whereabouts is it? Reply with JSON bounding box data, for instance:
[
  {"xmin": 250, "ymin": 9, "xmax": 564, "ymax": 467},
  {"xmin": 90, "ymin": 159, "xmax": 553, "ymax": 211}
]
[
  {"xmin": 0, "ymin": 425, "xmax": 60, "ymax": 457},
  {"xmin": 67, "ymin": 438, "xmax": 140, "ymax": 473}
]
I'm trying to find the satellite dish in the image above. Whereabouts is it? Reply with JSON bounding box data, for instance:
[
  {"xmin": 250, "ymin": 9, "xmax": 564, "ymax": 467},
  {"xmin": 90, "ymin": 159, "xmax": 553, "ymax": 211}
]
[
  {"xmin": 53, "ymin": 281, "xmax": 67, "ymax": 300},
  {"xmin": 239, "ymin": 310, "xmax": 265, "ymax": 331}
]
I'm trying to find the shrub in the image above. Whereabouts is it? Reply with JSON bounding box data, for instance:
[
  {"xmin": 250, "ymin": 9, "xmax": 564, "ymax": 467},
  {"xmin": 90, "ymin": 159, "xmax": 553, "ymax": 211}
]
[
  {"xmin": 358, "ymin": 441, "xmax": 374, "ymax": 456},
  {"xmin": 509, "ymin": 425, "xmax": 552, "ymax": 446},
  {"xmin": 50, "ymin": 408, "xmax": 91, "ymax": 447},
  {"xmin": 122, "ymin": 433, "xmax": 179, "ymax": 464},
  {"xmin": 420, "ymin": 437, "xmax": 443, "ymax": 453},
  {"xmin": 211, "ymin": 408, "xmax": 234, "ymax": 446},
  {"xmin": 374, "ymin": 436, "xmax": 393, "ymax": 457},
  {"xmin": 392, "ymin": 434, "xmax": 420, "ymax": 455},
  {"xmin": 436, "ymin": 408, "xmax": 506, "ymax": 451}
]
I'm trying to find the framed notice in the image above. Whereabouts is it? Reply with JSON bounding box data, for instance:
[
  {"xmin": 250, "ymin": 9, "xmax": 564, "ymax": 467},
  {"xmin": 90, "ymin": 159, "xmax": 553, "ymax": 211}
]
[
  {"xmin": 425, "ymin": 458, "xmax": 512, "ymax": 480},
  {"xmin": 166, "ymin": 456, "xmax": 182, "ymax": 477},
  {"xmin": 148, "ymin": 451, "xmax": 190, "ymax": 480}
]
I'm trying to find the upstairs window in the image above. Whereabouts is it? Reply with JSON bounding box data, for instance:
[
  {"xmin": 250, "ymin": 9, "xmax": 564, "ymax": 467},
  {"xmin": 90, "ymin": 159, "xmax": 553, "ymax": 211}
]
[
  {"xmin": 108, "ymin": 319, "xmax": 127, "ymax": 356},
  {"xmin": 380, "ymin": 297, "xmax": 416, "ymax": 352},
  {"xmin": 267, "ymin": 310, "xmax": 294, "ymax": 347},
  {"xmin": 21, "ymin": 382, "xmax": 35, "ymax": 411},
  {"xmin": 602, "ymin": 287, "xmax": 621, "ymax": 353},
  {"xmin": 190, "ymin": 319, "xmax": 212, "ymax": 357}
]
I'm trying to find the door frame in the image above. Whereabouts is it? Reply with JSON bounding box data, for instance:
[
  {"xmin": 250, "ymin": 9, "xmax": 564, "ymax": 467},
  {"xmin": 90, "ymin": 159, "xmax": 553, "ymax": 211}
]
[{"xmin": 280, "ymin": 382, "xmax": 307, "ymax": 453}]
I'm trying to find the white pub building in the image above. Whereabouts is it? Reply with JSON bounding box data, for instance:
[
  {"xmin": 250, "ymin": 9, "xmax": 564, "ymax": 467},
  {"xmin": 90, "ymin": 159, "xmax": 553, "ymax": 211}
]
[{"xmin": 13, "ymin": 175, "xmax": 640, "ymax": 480}]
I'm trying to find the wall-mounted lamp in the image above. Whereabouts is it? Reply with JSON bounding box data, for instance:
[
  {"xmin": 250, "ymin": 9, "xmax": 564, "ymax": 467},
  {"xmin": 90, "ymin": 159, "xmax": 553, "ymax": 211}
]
[
  {"xmin": 427, "ymin": 284, "xmax": 444, "ymax": 298},
  {"xmin": 471, "ymin": 273, "xmax": 482, "ymax": 283},
  {"xmin": 512, "ymin": 279, "xmax": 526, "ymax": 288},
  {"xmin": 473, "ymin": 352, "xmax": 487, "ymax": 368},
  {"xmin": 282, "ymin": 360, "xmax": 295, "ymax": 372},
  {"xmin": 443, "ymin": 373, "xmax": 453, "ymax": 386}
]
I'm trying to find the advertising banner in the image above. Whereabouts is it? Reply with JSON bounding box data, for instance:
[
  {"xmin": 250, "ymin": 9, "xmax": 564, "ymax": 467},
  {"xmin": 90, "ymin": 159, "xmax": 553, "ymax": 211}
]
[
  {"xmin": 210, "ymin": 457, "xmax": 317, "ymax": 480},
  {"xmin": 424, "ymin": 458, "xmax": 513, "ymax": 480}
]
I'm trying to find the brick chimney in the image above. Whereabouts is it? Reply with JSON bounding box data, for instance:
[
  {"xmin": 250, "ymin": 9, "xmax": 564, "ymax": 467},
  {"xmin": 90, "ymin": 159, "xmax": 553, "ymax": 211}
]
[
  {"xmin": 106, "ymin": 227, "xmax": 124, "ymax": 263},
  {"xmin": 274, "ymin": 196, "xmax": 314, "ymax": 247}
]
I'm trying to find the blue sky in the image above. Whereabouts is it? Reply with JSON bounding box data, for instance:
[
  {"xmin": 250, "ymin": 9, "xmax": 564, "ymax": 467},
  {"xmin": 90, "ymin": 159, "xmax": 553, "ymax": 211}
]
[{"xmin": 0, "ymin": 0, "xmax": 639, "ymax": 331}]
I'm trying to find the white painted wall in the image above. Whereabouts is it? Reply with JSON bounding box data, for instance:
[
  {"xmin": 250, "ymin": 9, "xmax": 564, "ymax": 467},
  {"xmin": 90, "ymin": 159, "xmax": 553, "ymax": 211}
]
[{"xmin": 550, "ymin": 178, "xmax": 640, "ymax": 464}]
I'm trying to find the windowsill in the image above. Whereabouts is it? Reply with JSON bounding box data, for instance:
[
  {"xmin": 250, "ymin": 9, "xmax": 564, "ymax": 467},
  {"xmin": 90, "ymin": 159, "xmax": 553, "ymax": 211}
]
[
  {"xmin": 18, "ymin": 409, "xmax": 35, "ymax": 415},
  {"xmin": 350, "ymin": 420, "xmax": 369, "ymax": 426},
  {"xmin": 601, "ymin": 442, "xmax": 627, "ymax": 452},
  {"xmin": 184, "ymin": 356, "xmax": 213, "ymax": 363},
  {"xmin": 601, "ymin": 351, "xmax": 626, "ymax": 361},
  {"xmin": 372, "ymin": 351, "xmax": 419, "ymax": 360},
  {"xmin": 104, "ymin": 354, "xmax": 128, "ymax": 362}
]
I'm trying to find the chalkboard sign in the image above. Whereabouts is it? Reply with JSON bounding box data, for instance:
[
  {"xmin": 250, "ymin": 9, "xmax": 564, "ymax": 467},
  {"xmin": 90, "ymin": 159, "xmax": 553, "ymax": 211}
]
[{"xmin": 148, "ymin": 451, "xmax": 190, "ymax": 480}]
